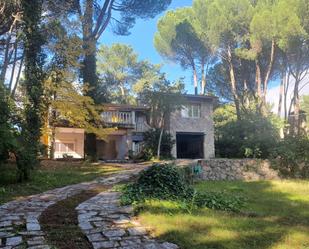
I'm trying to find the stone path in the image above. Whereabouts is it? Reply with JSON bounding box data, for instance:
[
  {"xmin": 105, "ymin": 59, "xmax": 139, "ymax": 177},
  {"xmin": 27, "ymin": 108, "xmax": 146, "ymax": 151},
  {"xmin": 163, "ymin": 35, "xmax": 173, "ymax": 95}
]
[
  {"xmin": 0, "ymin": 164, "xmax": 179, "ymax": 249},
  {"xmin": 76, "ymin": 191, "xmax": 179, "ymax": 249}
]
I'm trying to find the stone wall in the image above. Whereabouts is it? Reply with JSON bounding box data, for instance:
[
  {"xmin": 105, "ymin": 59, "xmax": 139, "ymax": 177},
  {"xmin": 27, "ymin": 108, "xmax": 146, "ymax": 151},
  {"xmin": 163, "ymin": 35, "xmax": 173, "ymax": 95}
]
[{"xmin": 200, "ymin": 159, "xmax": 279, "ymax": 180}]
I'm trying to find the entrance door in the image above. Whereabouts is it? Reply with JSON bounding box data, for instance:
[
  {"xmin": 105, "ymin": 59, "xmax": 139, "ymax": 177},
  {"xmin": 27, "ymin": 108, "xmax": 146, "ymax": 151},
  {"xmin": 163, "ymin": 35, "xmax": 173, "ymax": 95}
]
[{"xmin": 176, "ymin": 132, "xmax": 204, "ymax": 159}]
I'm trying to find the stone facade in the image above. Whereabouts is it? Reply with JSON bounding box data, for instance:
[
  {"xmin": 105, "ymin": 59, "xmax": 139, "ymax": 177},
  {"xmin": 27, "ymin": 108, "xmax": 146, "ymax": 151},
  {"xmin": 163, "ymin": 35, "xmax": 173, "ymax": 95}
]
[
  {"xmin": 200, "ymin": 159, "xmax": 280, "ymax": 180},
  {"xmin": 168, "ymin": 95, "xmax": 215, "ymax": 159}
]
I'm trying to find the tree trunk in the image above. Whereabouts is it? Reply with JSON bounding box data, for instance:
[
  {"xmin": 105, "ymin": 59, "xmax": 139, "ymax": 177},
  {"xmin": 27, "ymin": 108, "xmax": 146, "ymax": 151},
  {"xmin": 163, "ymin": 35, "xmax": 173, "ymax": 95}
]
[
  {"xmin": 8, "ymin": 39, "xmax": 18, "ymax": 91},
  {"xmin": 277, "ymin": 71, "xmax": 285, "ymax": 117},
  {"xmin": 82, "ymin": 0, "xmax": 98, "ymax": 160},
  {"xmin": 284, "ymin": 71, "xmax": 290, "ymax": 121},
  {"xmin": 243, "ymin": 79, "xmax": 250, "ymax": 109},
  {"xmin": 263, "ymin": 39, "xmax": 275, "ymax": 99},
  {"xmin": 293, "ymin": 79, "xmax": 300, "ymax": 135},
  {"xmin": 19, "ymin": 0, "xmax": 45, "ymax": 181},
  {"xmin": 192, "ymin": 62, "xmax": 198, "ymax": 95},
  {"xmin": 201, "ymin": 58, "xmax": 206, "ymax": 95},
  {"xmin": 11, "ymin": 52, "xmax": 24, "ymax": 97},
  {"xmin": 255, "ymin": 60, "xmax": 262, "ymax": 99},
  {"xmin": 157, "ymin": 114, "xmax": 164, "ymax": 159},
  {"xmin": 157, "ymin": 127, "xmax": 164, "ymax": 159},
  {"xmin": 50, "ymin": 126, "xmax": 56, "ymax": 159},
  {"xmin": 0, "ymin": 35, "xmax": 12, "ymax": 83},
  {"xmin": 227, "ymin": 45, "xmax": 241, "ymax": 120}
]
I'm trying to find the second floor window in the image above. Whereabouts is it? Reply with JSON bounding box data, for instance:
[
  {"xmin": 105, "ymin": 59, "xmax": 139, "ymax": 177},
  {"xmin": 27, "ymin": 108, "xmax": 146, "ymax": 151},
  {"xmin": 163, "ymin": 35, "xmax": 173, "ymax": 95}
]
[{"xmin": 181, "ymin": 104, "xmax": 201, "ymax": 118}]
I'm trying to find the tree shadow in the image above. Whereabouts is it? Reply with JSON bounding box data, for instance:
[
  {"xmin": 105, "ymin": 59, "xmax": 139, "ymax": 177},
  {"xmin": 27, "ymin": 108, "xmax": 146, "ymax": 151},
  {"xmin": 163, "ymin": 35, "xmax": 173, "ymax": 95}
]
[{"xmin": 140, "ymin": 180, "xmax": 309, "ymax": 249}]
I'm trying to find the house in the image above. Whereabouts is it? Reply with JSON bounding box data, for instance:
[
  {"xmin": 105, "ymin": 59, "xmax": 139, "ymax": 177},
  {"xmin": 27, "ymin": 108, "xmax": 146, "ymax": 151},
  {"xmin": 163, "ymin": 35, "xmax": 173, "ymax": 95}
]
[
  {"xmin": 168, "ymin": 94, "xmax": 215, "ymax": 159},
  {"xmin": 53, "ymin": 127, "xmax": 85, "ymax": 159},
  {"xmin": 96, "ymin": 103, "xmax": 150, "ymax": 160},
  {"xmin": 51, "ymin": 94, "xmax": 216, "ymax": 160}
]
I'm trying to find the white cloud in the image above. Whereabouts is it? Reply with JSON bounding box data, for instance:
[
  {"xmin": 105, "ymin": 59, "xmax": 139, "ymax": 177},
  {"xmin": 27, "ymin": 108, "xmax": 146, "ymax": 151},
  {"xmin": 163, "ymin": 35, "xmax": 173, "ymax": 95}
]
[{"xmin": 266, "ymin": 75, "xmax": 309, "ymax": 116}]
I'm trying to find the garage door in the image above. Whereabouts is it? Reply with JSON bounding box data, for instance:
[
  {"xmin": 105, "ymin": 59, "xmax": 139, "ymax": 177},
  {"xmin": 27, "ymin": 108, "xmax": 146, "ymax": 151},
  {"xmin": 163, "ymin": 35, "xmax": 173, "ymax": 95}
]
[{"xmin": 176, "ymin": 132, "xmax": 204, "ymax": 159}]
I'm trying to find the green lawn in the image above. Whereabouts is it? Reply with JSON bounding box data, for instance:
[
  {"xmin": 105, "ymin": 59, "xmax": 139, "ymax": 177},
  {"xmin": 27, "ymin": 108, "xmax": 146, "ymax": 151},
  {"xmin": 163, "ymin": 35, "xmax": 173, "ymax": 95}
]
[
  {"xmin": 138, "ymin": 180, "xmax": 309, "ymax": 249},
  {"xmin": 0, "ymin": 161, "xmax": 123, "ymax": 205}
]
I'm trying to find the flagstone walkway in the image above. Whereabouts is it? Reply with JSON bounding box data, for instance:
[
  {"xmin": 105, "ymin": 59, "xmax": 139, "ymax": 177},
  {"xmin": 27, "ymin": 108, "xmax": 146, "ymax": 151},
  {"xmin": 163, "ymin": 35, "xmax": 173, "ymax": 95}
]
[{"xmin": 0, "ymin": 164, "xmax": 179, "ymax": 249}]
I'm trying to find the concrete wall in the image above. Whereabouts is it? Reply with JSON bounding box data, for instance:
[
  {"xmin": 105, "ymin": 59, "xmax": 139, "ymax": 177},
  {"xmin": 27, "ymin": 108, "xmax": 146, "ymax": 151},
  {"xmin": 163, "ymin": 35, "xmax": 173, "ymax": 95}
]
[
  {"xmin": 200, "ymin": 159, "xmax": 279, "ymax": 180},
  {"xmin": 54, "ymin": 127, "xmax": 84, "ymax": 159},
  {"xmin": 169, "ymin": 99, "xmax": 215, "ymax": 159}
]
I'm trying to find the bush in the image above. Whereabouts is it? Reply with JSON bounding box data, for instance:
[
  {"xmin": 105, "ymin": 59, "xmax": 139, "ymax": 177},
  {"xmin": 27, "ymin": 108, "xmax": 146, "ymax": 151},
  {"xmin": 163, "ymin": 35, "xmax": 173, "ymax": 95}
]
[
  {"xmin": 121, "ymin": 163, "xmax": 193, "ymax": 205},
  {"xmin": 0, "ymin": 87, "xmax": 17, "ymax": 166},
  {"xmin": 215, "ymin": 108, "xmax": 281, "ymax": 158},
  {"xmin": 121, "ymin": 163, "xmax": 246, "ymax": 213},
  {"xmin": 143, "ymin": 128, "xmax": 175, "ymax": 159},
  {"xmin": 271, "ymin": 136, "xmax": 309, "ymax": 178},
  {"xmin": 195, "ymin": 191, "xmax": 245, "ymax": 212}
]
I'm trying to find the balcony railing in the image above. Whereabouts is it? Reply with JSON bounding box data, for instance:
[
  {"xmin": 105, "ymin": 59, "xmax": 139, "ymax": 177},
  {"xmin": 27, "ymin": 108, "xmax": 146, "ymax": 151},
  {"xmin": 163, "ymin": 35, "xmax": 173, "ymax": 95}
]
[{"xmin": 102, "ymin": 111, "xmax": 135, "ymax": 125}]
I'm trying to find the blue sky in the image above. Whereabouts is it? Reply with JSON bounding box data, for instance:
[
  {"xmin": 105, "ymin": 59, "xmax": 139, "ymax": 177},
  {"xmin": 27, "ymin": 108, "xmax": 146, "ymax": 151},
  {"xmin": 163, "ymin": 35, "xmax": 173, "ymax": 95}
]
[{"xmin": 98, "ymin": 0, "xmax": 195, "ymax": 93}]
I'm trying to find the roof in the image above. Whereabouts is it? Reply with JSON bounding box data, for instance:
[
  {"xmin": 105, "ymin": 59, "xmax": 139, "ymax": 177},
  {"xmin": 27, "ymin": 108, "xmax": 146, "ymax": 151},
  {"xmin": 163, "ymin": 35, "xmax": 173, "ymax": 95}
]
[
  {"xmin": 102, "ymin": 103, "xmax": 149, "ymax": 111},
  {"xmin": 183, "ymin": 94, "xmax": 218, "ymax": 102}
]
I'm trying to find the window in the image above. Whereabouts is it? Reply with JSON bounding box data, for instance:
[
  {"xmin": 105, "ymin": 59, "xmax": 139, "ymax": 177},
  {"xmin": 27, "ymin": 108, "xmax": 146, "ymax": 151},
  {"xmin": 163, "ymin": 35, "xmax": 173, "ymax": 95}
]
[
  {"xmin": 181, "ymin": 104, "xmax": 201, "ymax": 118},
  {"xmin": 55, "ymin": 142, "xmax": 75, "ymax": 153},
  {"xmin": 132, "ymin": 141, "xmax": 141, "ymax": 155}
]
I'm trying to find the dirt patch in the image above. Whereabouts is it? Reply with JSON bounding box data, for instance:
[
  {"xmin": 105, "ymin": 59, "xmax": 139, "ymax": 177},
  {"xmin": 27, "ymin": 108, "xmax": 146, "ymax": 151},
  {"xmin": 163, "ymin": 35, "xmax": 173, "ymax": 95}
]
[{"xmin": 39, "ymin": 186, "xmax": 106, "ymax": 249}]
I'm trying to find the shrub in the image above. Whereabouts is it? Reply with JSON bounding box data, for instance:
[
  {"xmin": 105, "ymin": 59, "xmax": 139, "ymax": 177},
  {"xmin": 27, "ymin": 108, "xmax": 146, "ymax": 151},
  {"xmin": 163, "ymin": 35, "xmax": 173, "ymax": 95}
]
[
  {"xmin": 271, "ymin": 136, "xmax": 309, "ymax": 178},
  {"xmin": 0, "ymin": 87, "xmax": 17, "ymax": 166},
  {"xmin": 121, "ymin": 163, "xmax": 193, "ymax": 205},
  {"xmin": 215, "ymin": 108, "xmax": 281, "ymax": 158},
  {"xmin": 121, "ymin": 163, "xmax": 246, "ymax": 213},
  {"xmin": 143, "ymin": 128, "xmax": 175, "ymax": 159},
  {"xmin": 195, "ymin": 191, "xmax": 245, "ymax": 212}
]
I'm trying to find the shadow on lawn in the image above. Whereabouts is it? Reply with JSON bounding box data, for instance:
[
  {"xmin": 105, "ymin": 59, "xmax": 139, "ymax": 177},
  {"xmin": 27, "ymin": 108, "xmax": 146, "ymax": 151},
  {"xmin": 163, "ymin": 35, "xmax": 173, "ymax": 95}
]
[{"xmin": 143, "ymin": 181, "xmax": 309, "ymax": 249}]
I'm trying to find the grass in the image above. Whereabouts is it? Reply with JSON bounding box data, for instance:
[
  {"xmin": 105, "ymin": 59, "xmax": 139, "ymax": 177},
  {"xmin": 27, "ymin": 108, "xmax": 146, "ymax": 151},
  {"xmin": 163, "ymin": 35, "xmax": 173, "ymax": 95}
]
[
  {"xmin": 0, "ymin": 160, "xmax": 123, "ymax": 205},
  {"xmin": 137, "ymin": 180, "xmax": 309, "ymax": 249},
  {"xmin": 40, "ymin": 186, "xmax": 106, "ymax": 249}
]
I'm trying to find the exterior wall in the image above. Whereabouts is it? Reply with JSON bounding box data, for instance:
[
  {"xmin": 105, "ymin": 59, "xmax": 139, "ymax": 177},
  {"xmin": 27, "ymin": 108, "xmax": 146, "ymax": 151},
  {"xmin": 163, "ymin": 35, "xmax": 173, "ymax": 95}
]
[
  {"xmin": 169, "ymin": 99, "xmax": 215, "ymax": 159},
  {"xmin": 97, "ymin": 129, "xmax": 131, "ymax": 160},
  {"xmin": 200, "ymin": 159, "xmax": 279, "ymax": 180},
  {"xmin": 54, "ymin": 127, "xmax": 84, "ymax": 159}
]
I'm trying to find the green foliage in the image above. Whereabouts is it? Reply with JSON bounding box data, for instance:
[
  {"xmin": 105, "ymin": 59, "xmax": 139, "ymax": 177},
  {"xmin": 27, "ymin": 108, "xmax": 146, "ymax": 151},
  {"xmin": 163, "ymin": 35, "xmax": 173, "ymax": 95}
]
[
  {"xmin": 121, "ymin": 164, "xmax": 193, "ymax": 205},
  {"xmin": 0, "ymin": 86, "xmax": 16, "ymax": 166},
  {"xmin": 301, "ymin": 95, "xmax": 309, "ymax": 127},
  {"xmin": 271, "ymin": 135, "xmax": 309, "ymax": 178},
  {"xmin": 143, "ymin": 129, "xmax": 175, "ymax": 160},
  {"xmin": 214, "ymin": 105, "xmax": 281, "ymax": 158},
  {"xmin": 20, "ymin": 0, "xmax": 46, "ymax": 181},
  {"xmin": 97, "ymin": 43, "xmax": 161, "ymax": 104},
  {"xmin": 195, "ymin": 191, "xmax": 245, "ymax": 212},
  {"xmin": 121, "ymin": 163, "xmax": 246, "ymax": 213},
  {"xmin": 154, "ymin": 6, "xmax": 211, "ymax": 93}
]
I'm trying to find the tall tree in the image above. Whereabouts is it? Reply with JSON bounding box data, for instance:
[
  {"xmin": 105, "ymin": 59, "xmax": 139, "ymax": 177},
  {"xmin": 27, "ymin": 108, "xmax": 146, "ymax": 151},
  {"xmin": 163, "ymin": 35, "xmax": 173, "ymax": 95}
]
[
  {"xmin": 244, "ymin": 0, "xmax": 305, "ymax": 114},
  {"xmin": 18, "ymin": 0, "xmax": 45, "ymax": 181},
  {"xmin": 97, "ymin": 43, "xmax": 161, "ymax": 104},
  {"xmin": 71, "ymin": 0, "xmax": 172, "ymax": 159},
  {"xmin": 154, "ymin": 7, "xmax": 212, "ymax": 95},
  {"xmin": 195, "ymin": 0, "xmax": 254, "ymax": 119}
]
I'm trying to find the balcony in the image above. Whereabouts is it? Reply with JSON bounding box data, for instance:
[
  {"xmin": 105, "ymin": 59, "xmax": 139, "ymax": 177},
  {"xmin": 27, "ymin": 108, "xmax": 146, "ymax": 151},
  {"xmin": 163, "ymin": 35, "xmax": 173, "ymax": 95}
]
[{"xmin": 102, "ymin": 111, "xmax": 135, "ymax": 128}]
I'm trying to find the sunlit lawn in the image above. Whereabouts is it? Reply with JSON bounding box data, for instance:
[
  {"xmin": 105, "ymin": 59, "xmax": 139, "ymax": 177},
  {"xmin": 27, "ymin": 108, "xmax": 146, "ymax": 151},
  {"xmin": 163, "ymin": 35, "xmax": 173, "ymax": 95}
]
[
  {"xmin": 0, "ymin": 161, "xmax": 123, "ymax": 204},
  {"xmin": 138, "ymin": 180, "xmax": 309, "ymax": 249}
]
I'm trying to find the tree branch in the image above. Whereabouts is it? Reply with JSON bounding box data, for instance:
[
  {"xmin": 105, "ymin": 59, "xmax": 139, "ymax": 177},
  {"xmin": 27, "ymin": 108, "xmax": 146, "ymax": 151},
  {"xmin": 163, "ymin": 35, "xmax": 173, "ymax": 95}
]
[
  {"xmin": 94, "ymin": 0, "xmax": 114, "ymax": 40},
  {"xmin": 92, "ymin": 0, "xmax": 112, "ymax": 38}
]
